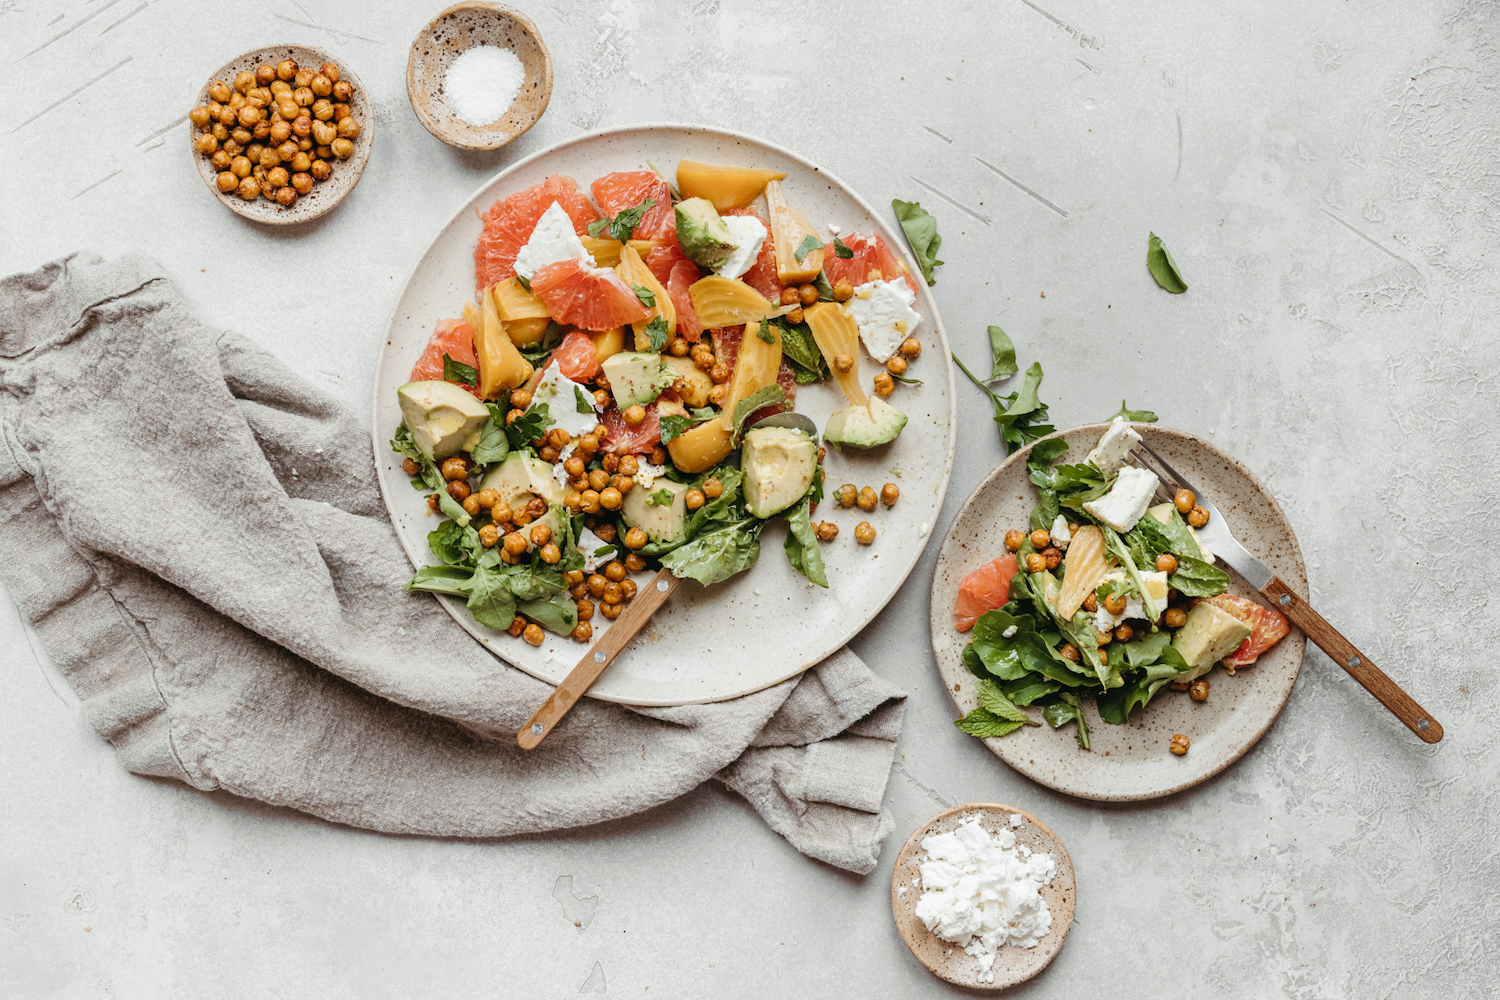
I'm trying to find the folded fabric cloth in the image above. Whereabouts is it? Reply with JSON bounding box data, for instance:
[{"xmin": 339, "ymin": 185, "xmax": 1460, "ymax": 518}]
[{"xmin": 0, "ymin": 252, "xmax": 906, "ymax": 874}]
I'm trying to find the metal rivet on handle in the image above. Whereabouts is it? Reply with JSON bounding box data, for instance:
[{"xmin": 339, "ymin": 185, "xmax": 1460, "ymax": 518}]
[
  {"xmin": 1348, "ymin": 655, "xmax": 1361, "ymax": 668},
  {"xmin": 657, "ymin": 579, "xmax": 669, "ymax": 592},
  {"xmin": 594, "ymin": 651, "xmax": 606, "ymax": 663},
  {"xmin": 1418, "ymin": 719, "xmax": 1430, "ymax": 731},
  {"xmin": 1278, "ymin": 593, "xmax": 1291, "ymax": 606},
  {"xmin": 530, "ymin": 723, "xmax": 544, "ymax": 735}
]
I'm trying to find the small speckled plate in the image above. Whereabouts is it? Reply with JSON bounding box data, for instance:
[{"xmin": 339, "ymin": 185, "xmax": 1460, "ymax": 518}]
[
  {"xmin": 892, "ymin": 803, "xmax": 1076, "ymax": 990},
  {"xmin": 930, "ymin": 425, "xmax": 1307, "ymax": 800},
  {"xmin": 190, "ymin": 45, "xmax": 373, "ymax": 225},
  {"xmin": 406, "ymin": 2, "xmax": 553, "ymax": 150}
]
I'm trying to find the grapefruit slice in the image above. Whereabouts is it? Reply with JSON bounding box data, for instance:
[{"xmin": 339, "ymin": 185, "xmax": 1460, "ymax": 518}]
[
  {"xmin": 955, "ymin": 554, "xmax": 1019, "ymax": 632},
  {"xmin": 590, "ymin": 171, "xmax": 675, "ymax": 240},
  {"xmin": 723, "ymin": 208, "xmax": 784, "ymax": 302},
  {"xmin": 474, "ymin": 175, "xmax": 602, "ymax": 294},
  {"xmin": 1203, "ymin": 594, "xmax": 1290, "ymax": 668},
  {"xmin": 410, "ymin": 318, "xmax": 479, "ymax": 392},
  {"xmin": 667, "ymin": 260, "xmax": 704, "ymax": 342},
  {"xmin": 601, "ymin": 401, "xmax": 663, "ymax": 455},
  {"xmin": 823, "ymin": 232, "xmax": 919, "ymax": 294},
  {"xmin": 529, "ymin": 258, "xmax": 652, "ymax": 331},
  {"xmin": 645, "ymin": 240, "xmax": 692, "ymax": 286},
  {"xmin": 551, "ymin": 329, "xmax": 602, "ymax": 383}
]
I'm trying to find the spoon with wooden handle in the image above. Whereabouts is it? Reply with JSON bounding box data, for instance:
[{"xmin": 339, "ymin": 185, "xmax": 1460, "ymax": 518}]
[{"xmin": 517, "ymin": 567, "xmax": 680, "ymax": 749}]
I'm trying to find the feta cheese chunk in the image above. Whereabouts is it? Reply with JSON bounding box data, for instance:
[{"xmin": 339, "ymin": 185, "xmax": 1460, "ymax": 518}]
[
  {"xmin": 1086, "ymin": 417, "xmax": 1142, "ymax": 475},
  {"xmin": 634, "ymin": 461, "xmax": 665, "ymax": 489},
  {"xmin": 847, "ymin": 278, "xmax": 922, "ymax": 361},
  {"xmin": 1140, "ymin": 570, "xmax": 1170, "ymax": 605},
  {"xmin": 1049, "ymin": 515, "xmax": 1071, "ymax": 549},
  {"xmin": 576, "ymin": 527, "xmax": 615, "ymax": 572},
  {"xmin": 714, "ymin": 215, "xmax": 766, "ymax": 281},
  {"xmin": 512, "ymin": 202, "xmax": 595, "ymax": 281},
  {"xmin": 1082, "ymin": 466, "xmax": 1159, "ymax": 533},
  {"xmin": 528, "ymin": 361, "xmax": 601, "ymax": 440}
]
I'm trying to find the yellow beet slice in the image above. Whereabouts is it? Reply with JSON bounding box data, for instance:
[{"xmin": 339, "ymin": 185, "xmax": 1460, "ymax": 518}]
[
  {"xmin": 503, "ymin": 315, "xmax": 551, "ymax": 346},
  {"xmin": 666, "ymin": 320, "xmax": 783, "ymax": 473},
  {"xmin": 491, "ymin": 276, "xmax": 551, "ymax": 322},
  {"xmin": 589, "ymin": 326, "xmax": 625, "ymax": 366},
  {"xmin": 688, "ymin": 275, "xmax": 774, "ymax": 329},
  {"xmin": 628, "ymin": 239, "xmax": 658, "ymax": 259},
  {"xmin": 475, "ymin": 293, "xmax": 534, "ymax": 399},
  {"xmin": 676, "ymin": 160, "xmax": 787, "ymax": 211},
  {"xmin": 765, "ymin": 180, "xmax": 824, "ymax": 285},
  {"xmin": 1056, "ymin": 526, "xmax": 1108, "ymax": 621},
  {"xmin": 580, "ymin": 236, "xmax": 624, "ymax": 268},
  {"xmin": 804, "ymin": 303, "xmax": 868, "ymax": 407},
  {"xmin": 616, "ymin": 245, "xmax": 676, "ymax": 349}
]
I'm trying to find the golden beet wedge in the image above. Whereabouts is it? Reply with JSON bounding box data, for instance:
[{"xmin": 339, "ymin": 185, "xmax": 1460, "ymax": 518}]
[
  {"xmin": 764, "ymin": 180, "xmax": 824, "ymax": 285},
  {"xmin": 676, "ymin": 160, "xmax": 787, "ymax": 211}
]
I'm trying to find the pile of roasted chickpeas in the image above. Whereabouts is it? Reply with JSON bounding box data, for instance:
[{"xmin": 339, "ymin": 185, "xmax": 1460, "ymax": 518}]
[
  {"xmin": 822, "ymin": 479, "xmax": 898, "ymax": 546},
  {"xmin": 191, "ymin": 58, "xmax": 361, "ymax": 208}
]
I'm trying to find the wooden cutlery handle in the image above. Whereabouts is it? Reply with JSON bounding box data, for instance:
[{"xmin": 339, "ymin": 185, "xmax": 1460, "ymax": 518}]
[
  {"xmin": 516, "ymin": 568, "xmax": 679, "ymax": 750},
  {"xmin": 1260, "ymin": 577, "xmax": 1442, "ymax": 744}
]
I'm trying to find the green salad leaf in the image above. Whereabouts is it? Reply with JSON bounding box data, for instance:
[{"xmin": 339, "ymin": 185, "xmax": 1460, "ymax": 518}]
[
  {"xmin": 658, "ymin": 414, "xmax": 694, "ymax": 444},
  {"xmin": 518, "ymin": 322, "xmax": 564, "ymax": 369},
  {"xmin": 730, "ymin": 384, "xmax": 786, "ymax": 443},
  {"xmin": 1147, "ymin": 232, "xmax": 1188, "ymax": 293},
  {"xmin": 774, "ymin": 318, "xmax": 829, "ymax": 383},
  {"xmin": 470, "ymin": 405, "xmax": 511, "ymax": 465},
  {"xmin": 644, "ymin": 315, "xmax": 671, "ymax": 351},
  {"xmin": 1169, "ymin": 554, "xmax": 1231, "ymax": 597},
  {"xmin": 755, "ymin": 316, "xmax": 775, "ymax": 344},
  {"xmin": 954, "ymin": 708, "xmax": 1026, "ymax": 739},
  {"xmin": 390, "ymin": 424, "xmax": 446, "ymax": 492},
  {"xmin": 631, "ymin": 283, "xmax": 657, "ymax": 308},
  {"xmin": 976, "ymin": 678, "xmax": 1038, "ymax": 726},
  {"xmin": 891, "ymin": 199, "xmax": 944, "ymax": 286},
  {"xmin": 782, "ymin": 498, "xmax": 828, "ymax": 588},
  {"xmin": 442, "ymin": 353, "xmax": 479, "ymax": 388},
  {"xmin": 1042, "ymin": 692, "xmax": 1090, "ymax": 749},
  {"xmin": 794, "ymin": 234, "xmax": 825, "ymax": 263},
  {"xmin": 831, "ymin": 235, "xmax": 854, "ymax": 259},
  {"xmin": 609, "ymin": 197, "xmax": 658, "ymax": 243},
  {"xmin": 659, "ymin": 520, "xmax": 763, "ymax": 587},
  {"xmin": 587, "ymin": 219, "xmax": 609, "ymax": 239},
  {"xmin": 813, "ymin": 270, "xmax": 836, "ymax": 301},
  {"xmin": 519, "ymin": 591, "xmax": 578, "ymax": 635},
  {"xmin": 506, "ymin": 403, "xmax": 552, "ymax": 452},
  {"xmin": 645, "ymin": 488, "xmax": 674, "ymax": 507}
]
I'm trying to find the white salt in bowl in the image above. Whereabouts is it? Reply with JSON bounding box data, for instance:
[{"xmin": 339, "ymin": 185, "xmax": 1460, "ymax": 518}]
[{"xmin": 406, "ymin": 1, "xmax": 553, "ymax": 150}]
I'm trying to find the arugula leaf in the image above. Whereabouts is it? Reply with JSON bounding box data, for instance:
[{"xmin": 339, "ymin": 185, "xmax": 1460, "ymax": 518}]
[
  {"xmin": 954, "ymin": 707, "xmax": 1026, "ymax": 739},
  {"xmin": 1147, "ymin": 232, "xmax": 1188, "ymax": 293},
  {"xmin": 609, "ymin": 197, "xmax": 658, "ymax": 243},
  {"xmin": 1108, "ymin": 400, "xmax": 1158, "ymax": 423},
  {"xmin": 1105, "ymin": 526, "xmax": 1160, "ymax": 623},
  {"xmin": 832, "ymin": 235, "xmax": 854, "ymax": 259},
  {"xmin": 1169, "ymin": 554, "xmax": 1231, "ymax": 597},
  {"xmin": 587, "ymin": 218, "xmax": 609, "ymax": 239},
  {"xmin": 573, "ymin": 386, "xmax": 596, "ymax": 415},
  {"xmin": 1123, "ymin": 630, "xmax": 1173, "ymax": 667},
  {"xmin": 971, "ymin": 608, "xmax": 1089, "ymax": 687},
  {"xmin": 463, "ymin": 564, "xmax": 521, "ymax": 630},
  {"xmin": 644, "ymin": 315, "xmax": 671, "ymax": 351},
  {"xmin": 519, "ymin": 591, "xmax": 578, "ymax": 635},
  {"xmin": 983, "ymin": 326, "xmax": 1019, "ymax": 381},
  {"xmin": 889, "ymin": 372, "xmax": 922, "ymax": 385},
  {"xmin": 1042, "ymin": 691, "xmax": 1090, "ymax": 749},
  {"xmin": 631, "ymin": 283, "xmax": 657, "ymax": 308},
  {"xmin": 390, "ymin": 424, "xmax": 446, "ymax": 491},
  {"xmin": 471, "ymin": 406, "xmax": 510, "ymax": 465},
  {"xmin": 755, "ymin": 316, "xmax": 774, "ymax": 344},
  {"xmin": 506, "ymin": 402, "xmax": 552, "ymax": 451},
  {"xmin": 730, "ymin": 384, "xmax": 786, "ymax": 443},
  {"xmin": 1026, "ymin": 439, "xmax": 1070, "ymax": 483},
  {"xmin": 813, "ymin": 270, "xmax": 836, "ymax": 301},
  {"xmin": 954, "ymin": 356, "xmax": 1056, "ymax": 454},
  {"xmin": 891, "ymin": 199, "xmax": 944, "ymax": 286},
  {"xmin": 1001, "ymin": 677, "xmax": 1064, "ymax": 706},
  {"xmin": 782, "ymin": 498, "xmax": 828, "ymax": 587},
  {"xmin": 645, "ymin": 488, "xmax": 674, "ymax": 506},
  {"xmin": 794, "ymin": 233, "xmax": 825, "ymax": 263},
  {"xmin": 442, "ymin": 353, "xmax": 479, "ymax": 387},
  {"xmin": 659, "ymin": 520, "xmax": 762, "ymax": 587},
  {"xmin": 658, "ymin": 414, "xmax": 694, "ymax": 444},
  {"xmin": 975, "ymin": 678, "xmax": 1039, "ymax": 726}
]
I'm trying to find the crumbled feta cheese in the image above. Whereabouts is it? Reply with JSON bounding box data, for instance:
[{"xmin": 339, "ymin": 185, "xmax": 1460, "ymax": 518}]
[
  {"xmin": 913, "ymin": 815, "xmax": 1057, "ymax": 984},
  {"xmin": 1082, "ymin": 466, "xmax": 1159, "ymax": 533},
  {"xmin": 1140, "ymin": 570, "xmax": 1169, "ymax": 605},
  {"xmin": 1094, "ymin": 595, "xmax": 1143, "ymax": 632},
  {"xmin": 1009, "ymin": 813, "xmax": 1024, "ymax": 829},
  {"xmin": 576, "ymin": 527, "xmax": 615, "ymax": 572},
  {"xmin": 1050, "ymin": 515, "xmax": 1071, "ymax": 549},
  {"xmin": 529, "ymin": 362, "xmax": 601, "ymax": 439},
  {"xmin": 1086, "ymin": 417, "xmax": 1142, "ymax": 475},
  {"xmin": 1002, "ymin": 624, "xmax": 1019, "ymax": 639},
  {"xmin": 714, "ymin": 215, "xmax": 766, "ymax": 281},
  {"xmin": 551, "ymin": 441, "xmax": 577, "ymax": 493},
  {"xmin": 512, "ymin": 202, "xmax": 595, "ymax": 280},
  {"xmin": 827, "ymin": 222, "xmax": 841, "ymax": 235},
  {"xmin": 634, "ymin": 461, "xmax": 665, "ymax": 489},
  {"xmin": 847, "ymin": 279, "xmax": 922, "ymax": 361}
]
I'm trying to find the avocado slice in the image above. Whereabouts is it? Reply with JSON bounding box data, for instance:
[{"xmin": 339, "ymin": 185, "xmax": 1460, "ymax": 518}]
[
  {"xmin": 824, "ymin": 396, "xmax": 908, "ymax": 450},
  {"xmin": 479, "ymin": 452, "xmax": 565, "ymax": 509},
  {"xmin": 621, "ymin": 478, "xmax": 691, "ymax": 543},
  {"xmin": 674, "ymin": 197, "xmax": 738, "ymax": 270},
  {"xmin": 1172, "ymin": 602, "xmax": 1253, "ymax": 680},
  {"xmin": 601, "ymin": 351, "xmax": 672, "ymax": 409},
  {"xmin": 397, "ymin": 381, "xmax": 491, "ymax": 461},
  {"xmin": 742, "ymin": 426, "xmax": 818, "ymax": 518}
]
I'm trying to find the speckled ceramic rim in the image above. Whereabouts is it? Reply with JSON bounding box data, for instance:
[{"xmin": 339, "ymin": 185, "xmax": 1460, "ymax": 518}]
[
  {"xmin": 929, "ymin": 424, "xmax": 1308, "ymax": 801},
  {"xmin": 189, "ymin": 44, "xmax": 373, "ymax": 226},
  {"xmin": 370, "ymin": 122, "xmax": 958, "ymax": 706},
  {"xmin": 405, "ymin": 1, "xmax": 553, "ymax": 150},
  {"xmin": 891, "ymin": 802, "xmax": 1076, "ymax": 990}
]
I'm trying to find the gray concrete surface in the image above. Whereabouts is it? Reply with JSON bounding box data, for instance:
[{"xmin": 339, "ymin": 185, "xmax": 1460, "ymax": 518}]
[{"xmin": 3, "ymin": 0, "xmax": 1496, "ymax": 996}]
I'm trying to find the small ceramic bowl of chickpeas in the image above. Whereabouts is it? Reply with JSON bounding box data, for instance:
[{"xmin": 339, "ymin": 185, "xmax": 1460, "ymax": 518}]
[{"xmin": 189, "ymin": 44, "xmax": 372, "ymax": 225}]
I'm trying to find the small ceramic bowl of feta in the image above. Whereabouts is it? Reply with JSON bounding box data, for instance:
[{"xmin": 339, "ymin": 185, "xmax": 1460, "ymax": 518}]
[
  {"xmin": 891, "ymin": 803, "xmax": 1076, "ymax": 990},
  {"xmin": 406, "ymin": 1, "xmax": 553, "ymax": 150}
]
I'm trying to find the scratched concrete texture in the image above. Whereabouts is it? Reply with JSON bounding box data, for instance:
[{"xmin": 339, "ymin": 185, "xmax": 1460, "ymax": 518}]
[{"xmin": 2, "ymin": 0, "xmax": 1496, "ymax": 996}]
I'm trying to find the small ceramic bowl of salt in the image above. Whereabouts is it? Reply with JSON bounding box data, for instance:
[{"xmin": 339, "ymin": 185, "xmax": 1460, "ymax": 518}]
[{"xmin": 406, "ymin": 1, "xmax": 552, "ymax": 150}]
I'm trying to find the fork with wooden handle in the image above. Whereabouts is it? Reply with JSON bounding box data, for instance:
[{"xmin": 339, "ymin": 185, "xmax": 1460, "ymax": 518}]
[
  {"xmin": 1130, "ymin": 442, "xmax": 1443, "ymax": 744},
  {"xmin": 517, "ymin": 568, "xmax": 679, "ymax": 750}
]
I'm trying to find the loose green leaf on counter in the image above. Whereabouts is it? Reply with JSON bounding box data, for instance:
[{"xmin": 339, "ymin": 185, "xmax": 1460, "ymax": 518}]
[
  {"xmin": 954, "ymin": 707, "xmax": 1026, "ymax": 739},
  {"xmin": 794, "ymin": 234, "xmax": 825, "ymax": 263},
  {"xmin": 1147, "ymin": 232, "xmax": 1188, "ymax": 293},
  {"xmin": 1108, "ymin": 400, "xmax": 1158, "ymax": 423},
  {"xmin": 891, "ymin": 199, "xmax": 944, "ymax": 285},
  {"xmin": 955, "ymin": 347, "xmax": 1056, "ymax": 454}
]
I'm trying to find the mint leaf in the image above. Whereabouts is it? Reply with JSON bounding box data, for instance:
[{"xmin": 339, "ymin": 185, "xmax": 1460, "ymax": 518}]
[
  {"xmin": 506, "ymin": 402, "xmax": 552, "ymax": 451},
  {"xmin": 659, "ymin": 413, "xmax": 695, "ymax": 444},
  {"xmin": 755, "ymin": 316, "xmax": 774, "ymax": 344},
  {"xmin": 644, "ymin": 315, "xmax": 671, "ymax": 351},
  {"xmin": 975, "ymin": 678, "xmax": 1039, "ymax": 726},
  {"xmin": 574, "ymin": 386, "xmax": 595, "ymax": 414},
  {"xmin": 631, "ymin": 283, "xmax": 657, "ymax": 308},
  {"xmin": 954, "ymin": 707, "xmax": 1025, "ymax": 739},
  {"xmin": 442, "ymin": 353, "xmax": 479, "ymax": 387},
  {"xmin": 891, "ymin": 199, "xmax": 944, "ymax": 286},
  {"xmin": 609, "ymin": 197, "xmax": 658, "ymax": 243},
  {"xmin": 794, "ymin": 233, "xmax": 824, "ymax": 263},
  {"xmin": 587, "ymin": 218, "xmax": 609, "ymax": 239},
  {"xmin": 832, "ymin": 236, "xmax": 854, "ymax": 259},
  {"xmin": 1109, "ymin": 400, "xmax": 1158, "ymax": 423},
  {"xmin": 1147, "ymin": 232, "xmax": 1187, "ymax": 293}
]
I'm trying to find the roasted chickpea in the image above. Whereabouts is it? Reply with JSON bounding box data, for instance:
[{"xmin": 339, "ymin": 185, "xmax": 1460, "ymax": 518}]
[
  {"xmin": 779, "ymin": 287, "xmax": 800, "ymax": 306},
  {"xmin": 564, "ymin": 492, "xmax": 583, "ymax": 514},
  {"xmin": 462, "ymin": 495, "xmax": 482, "ymax": 517},
  {"xmin": 601, "ymin": 601, "xmax": 624, "ymax": 620},
  {"xmin": 578, "ymin": 490, "xmax": 601, "ymax": 514},
  {"xmin": 1096, "ymin": 628, "xmax": 1112, "ymax": 647},
  {"xmin": 1170, "ymin": 679, "xmax": 1191, "ymax": 692},
  {"xmin": 1155, "ymin": 553, "xmax": 1179, "ymax": 574},
  {"xmin": 599, "ymin": 487, "xmax": 623, "ymax": 510},
  {"xmin": 601, "ymin": 582, "xmax": 623, "ymax": 605},
  {"xmin": 1170, "ymin": 733, "xmax": 1190, "ymax": 755},
  {"xmin": 258, "ymin": 147, "xmax": 281, "ymax": 168},
  {"xmin": 337, "ymin": 116, "xmax": 360, "ymax": 140},
  {"xmin": 587, "ymin": 574, "xmax": 608, "ymax": 597},
  {"xmin": 620, "ymin": 579, "xmax": 637, "ymax": 599},
  {"xmin": 576, "ymin": 436, "xmax": 599, "ymax": 460},
  {"xmin": 1083, "ymin": 593, "xmax": 1099, "ymax": 613},
  {"xmin": 194, "ymin": 132, "xmax": 219, "ymax": 154},
  {"xmin": 277, "ymin": 99, "xmax": 300, "ymax": 121},
  {"xmin": 694, "ymin": 352, "xmax": 715, "ymax": 373},
  {"xmin": 426, "ymin": 494, "xmax": 441, "ymax": 512},
  {"xmin": 708, "ymin": 385, "xmax": 727, "ymax": 406},
  {"xmin": 567, "ymin": 621, "xmax": 592, "ymax": 643},
  {"xmin": 1004, "ymin": 529, "xmax": 1025, "ymax": 552},
  {"xmin": 440, "ymin": 456, "xmax": 468, "ymax": 481},
  {"xmin": 217, "ymin": 103, "xmax": 238, "ymax": 126},
  {"xmin": 798, "ymin": 283, "xmax": 819, "ymax": 306},
  {"xmin": 1104, "ymin": 591, "xmax": 1128, "ymax": 615},
  {"xmin": 503, "ymin": 531, "xmax": 529, "ymax": 556},
  {"xmin": 276, "ymin": 59, "xmax": 298, "ymax": 82},
  {"xmin": 522, "ymin": 524, "xmax": 549, "ymax": 549},
  {"xmin": 593, "ymin": 522, "xmax": 618, "ymax": 544},
  {"xmin": 623, "ymin": 404, "xmax": 646, "ymax": 427},
  {"xmin": 786, "ymin": 306, "xmax": 805, "ymax": 325},
  {"xmin": 216, "ymin": 171, "xmax": 238, "ymax": 193},
  {"xmin": 490, "ymin": 501, "xmax": 512, "ymax": 524},
  {"xmin": 709, "ymin": 362, "xmax": 730, "ymax": 384},
  {"xmin": 266, "ymin": 166, "xmax": 289, "ymax": 189},
  {"xmin": 229, "ymin": 154, "xmax": 252, "ymax": 178},
  {"xmin": 1114, "ymin": 623, "xmax": 1135, "ymax": 643},
  {"xmin": 832, "ymin": 353, "xmax": 854, "ymax": 374},
  {"xmin": 873, "ymin": 372, "xmax": 895, "ymax": 397},
  {"xmin": 1174, "ymin": 488, "xmax": 1195, "ymax": 514},
  {"xmin": 1098, "ymin": 648, "xmax": 1110, "ymax": 666},
  {"xmin": 331, "ymin": 138, "xmax": 354, "ymax": 160},
  {"xmin": 624, "ymin": 527, "xmax": 648, "ymax": 550},
  {"xmin": 602, "ymin": 453, "xmax": 620, "ymax": 474},
  {"xmin": 1163, "ymin": 607, "xmax": 1188, "ymax": 629},
  {"xmin": 832, "ymin": 278, "xmax": 854, "ymax": 302},
  {"xmin": 511, "ymin": 505, "xmax": 533, "ymax": 526},
  {"xmin": 237, "ymin": 105, "xmax": 263, "ymax": 128},
  {"xmin": 311, "ymin": 99, "xmax": 336, "ymax": 123},
  {"xmin": 857, "ymin": 487, "xmax": 878, "ymax": 511},
  {"xmin": 467, "ymin": 488, "xmax": 496, "ymax": 509},
  {"xmin": 568, "ymin": 581, "xmax": 588, "ymax": 600},
  {"xmin": 309, "ymin": 74, "xmax": 332, "ymax": 98},
  {"xmin": 332, "ymin": 79, "xmax": 354, "ymax": 102},
  {"xmin": 525, "ymin": 497, "xmax": 546, "ymax": 520},
  {"xmin": 332, "ymin": 101, "xmax": 352, "ymax": 121},
  {"xmin": 1187, "ymin": 505, "xmax": 1210, "ymax": 528},
  {"xmin": 900, "ymin": 338, "xmax": 922, "ymax": 359},
  {"xmin": 1029, "ymin": 529, "xmax": 1051, "ymax": 549},
  {"xmin": 473, "ymin": 523, "xmax": 499, "ymax": 549},
  {"xmin": 537, "ymin": 542, "xmax": 561, "ymax": 564},
  {"xmin": 446, "ymin": 480, "xmax": 471, "ymax": 503},
  {"xmin": 521, "ymin": 623, "xmax": 545, "ymax": 646},
  {"xmin": 314, "ymin": 61, "xmax": 338, "ymax": 84},
  {"xmin": 584, "ymin": 469, "xmax": 608, "ymax": 493},
  {"xmin": 1025, "ymin": 552, "xmax": 1046, "ymax": 573},
  {"xmin": 275, "ymin": 139, "xmax": 298, "ymax": 162},
  {"xmin": 598, "ymin": 560, "xmax": 625, "ymax": 584},
  {"xmin": 544, "ymin": 428, "xmax": 571, "ymax": 450},
  {"xmin": 609, "ymin": 454, "xmax": 634, "ymax": 477},
  {"xmin": 311, "ymin": 120, "xmax": 337, "ymax": 146},
  {"xmin": 1190, "ymin": 679, "xmax": 1210, "ymax": 702},
  {"xmin": 236, "ymin": 176, "xmax": 261, "ymax": 200},
  {"xmin": 507, "ymin": 616, "xmax": 526, "ymax": 637},
  {"xmin": 702, "ymin": 477, "xmax": 724, "ymax": 500},
  {"xmin": 834, "ymin": 484, "xmax": 856, "ymax": 508},
  {"xmin": 233, "ymin": 70, "xmax": 256, "ymax": 93},
  {"xmin": 668, "ymin": 336, "xmax": 690, "ymax": 357},
  {"xmin": 400, "ymin": 458, "xmax": 421, "ymax": 477},
  {"xmin": 1042, "ymin": 546, "xmax": 1062, "ymax": 570},
  {"xmin": 1060, "ymin": 643, "xmax": 1080, "ymax": 662},
  {"xmin": 192, "ymin": 105, "xmax": 215, "ymax": 128},
  {"xmin": 539, "ymin": 445, "xmax": 560, "ymax": 462},
  {"xmin": 210, "ymin": 79, "xmax": 234, "ymax": 102},
  {"xmin": 267, "ymin": 120, "xmax": 290, "ymax": 144},
  {"xmin": 293, "ymin": 85, "xmax": 315, "ymax": 107},
  {"xmin": 310, "ymin": 159, "xmax": 332, "ymax": 181},
  {"xmin": 625, "ymin": 553, "xmax": 647, "ymax": 572},
  {"xmin": 854, "ymin": 521, "xmax": 877, "ymax": 545},
  {"xmin": 815, "ymin": 521, "xmax": 839, "ymax": 542},
  {"xmin": 574, "ymin": 597, "xmax": 595, "ymax": 621},
  {"xmin": 887, "ymin": 355, "xmax": 908, "ymax": 375},
  {"xmin": 289, "ymin": 171, "xmax": 313, "ymax": 195}
]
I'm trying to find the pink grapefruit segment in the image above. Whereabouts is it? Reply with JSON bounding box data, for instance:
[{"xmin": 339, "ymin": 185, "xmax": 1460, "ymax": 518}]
[
  {"xmin": 955, "ymin": 554, "xmax": 1019, "ymax": 632},
  {"xmin": 590, "ymin": 171, "xmax": 675, "ymax": 240},
  {"xmin": 823, "ymin": 232, "xmax": 919, "ymax": 294},
  {"xmin": 410, "ymin": 318, "xmax": 479, "ymax": 395},
  {"xmin": 1203, "ymin": 594, "xmax": 1290, "ymax": 668},
  {"xmin": 474, "ymin": 175, "xmax": 602, "ymax": 294},
  {"xmin": 529, "ymin": 258, "xmax": 652, "ymax": 332}
]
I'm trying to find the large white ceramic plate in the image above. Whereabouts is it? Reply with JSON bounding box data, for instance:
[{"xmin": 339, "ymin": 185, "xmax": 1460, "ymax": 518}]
[
  {"xmin": 929, "ymin": 425, "xmax": 1307, "ymax": 800},
  {"xmin": 374, "ymin": 124, "xmax": 956, "ymax": 706}
]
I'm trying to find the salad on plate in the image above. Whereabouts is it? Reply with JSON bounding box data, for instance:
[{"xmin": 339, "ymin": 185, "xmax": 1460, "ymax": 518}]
[
  {"xmin": 391, "ymin": 161, "xmax": 929, "ymax": 649},
  {"xmin": 952, "ymin": 419, "xmax": 1290, "ymax": 749}
]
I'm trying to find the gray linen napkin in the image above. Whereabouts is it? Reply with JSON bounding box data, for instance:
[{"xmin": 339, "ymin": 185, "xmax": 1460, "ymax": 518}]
[{"xmin": 0, "ymin": 252, "xmax": 906, "ymax": 874}]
